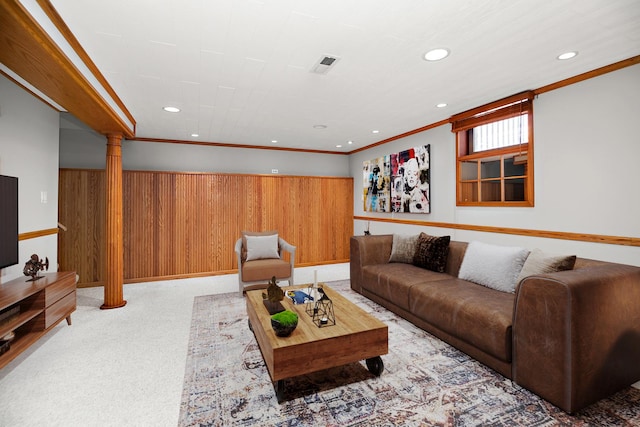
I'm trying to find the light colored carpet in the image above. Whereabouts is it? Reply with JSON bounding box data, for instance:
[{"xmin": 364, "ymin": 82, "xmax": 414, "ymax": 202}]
[
  {"xmin": 0, "ymin": 264, "xmax": 350, "ymax": 427},
  {"xmin": 179, "ymin": 280, "xmax": 640, "ymax": 426}
]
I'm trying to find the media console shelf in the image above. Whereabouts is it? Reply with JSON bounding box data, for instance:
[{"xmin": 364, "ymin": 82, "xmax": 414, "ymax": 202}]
[{"xmin": 0, "ymin": 271, "xmax": 76, "ymax": 369}]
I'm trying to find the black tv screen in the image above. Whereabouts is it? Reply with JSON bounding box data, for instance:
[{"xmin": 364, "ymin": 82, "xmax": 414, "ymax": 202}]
[{"xmin": 0, "ymin": 175, "xmax": 19, "ymax": 269}]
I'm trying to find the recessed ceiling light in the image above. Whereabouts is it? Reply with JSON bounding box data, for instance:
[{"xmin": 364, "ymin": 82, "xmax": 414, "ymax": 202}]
[
  {"xmin": 557, "ymin": 51, "xmax": 578, "ymax": 60},
  {"xmin": 372, "ymin": 130, "xmax": 379, "ymax": 134},
  {"xmin": 191, "ymin": 133, "xmax": 199, "ymax": 137},
  {"xmin": 313, "ymin": 124, "xmax": 327, "ymax": 129},
  {"xmin": 163, "ymin": 106, "xmax": 180, "ymax": 113},
  {"xmin": 436, "ymin": 103, "xmax": 448, "ymax": 108},
  {"xmin": 424, "ymin": 48, "xmax": 450, "ymax": 61},
  {"xmin": 271, "ymin": 140, "xmax": 278, "ymax": 143},
  {"xmin": 336, "ymin": 144, "xmax": 342, "ymax": 148},
  {"xmin": 348, "ymin": 140, "xmax": 353, "ymax": 145}
]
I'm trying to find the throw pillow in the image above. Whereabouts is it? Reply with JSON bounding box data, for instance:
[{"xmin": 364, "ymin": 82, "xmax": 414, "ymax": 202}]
[
  {"xmin": 389, "ymin": 234, "xmax": 420, "ymax": 264},
  {"xmin": 245, "ymin": 234, "xmax": 280, "ymax": 261},
  {"xmin": 242, "ymin": 230, "xmax": 278, "ymax": 262},
  {"xmin": 516, "ymin": 248, "xmax": 576, "ymax": 282},
  {"xmin": 413, "ymin": 233, "xmax": 451, "ymax": 273},
  {"xmin": 458, "ymin": 241, "xmax": 529, "ymax": 293}
]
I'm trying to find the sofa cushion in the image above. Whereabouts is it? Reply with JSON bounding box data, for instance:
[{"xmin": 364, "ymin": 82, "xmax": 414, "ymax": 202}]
[
  {"xmin": 409, "ymin": 278, "xmax": 515, "ymax": 362},
  {"xmin": 444, "ymin": 241, "xmax": 468, "ymax": 277},
  {"xmin": 362, "ymin": 263, "xmax": 451, "ymax": 311},
  {"xmin": 241, "ymin": 258, "xmax": 291, "ymax": 282},
  {"xmin": 413, "ymin": 233, "xmax": 451, "ymax": 273},
  {"xmin": 516, "ymin": 248, "xmax": 576, "ymax": 283},
  {"xmin": 245, "ymin": 234, "xmax": 280, "ymax": 261},
  {"xmin": 458, "ymin": 241, "xmax": 529, "ymax": 293},
  {"xmin": 389, "ymin": 234, "xmax": 419, "ymax": 263}
]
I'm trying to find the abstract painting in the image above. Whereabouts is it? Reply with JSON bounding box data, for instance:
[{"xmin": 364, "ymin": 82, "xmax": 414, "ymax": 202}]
[
  {"xmin": 363, "ymin": 155, "xmax": 391, "ymax": 212},
  {"xmin": 363, "ymin": 145, "xmax": 430, "ymax": 213},
  {"xmin": 390, "ymin": 145, "xmax": 430, "ymax": 213}
]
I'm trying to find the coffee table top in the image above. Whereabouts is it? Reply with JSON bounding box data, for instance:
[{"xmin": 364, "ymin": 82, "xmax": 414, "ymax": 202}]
[{"xmin": 246, "ymin": 283, "xmax": 388, "ymax": 381}]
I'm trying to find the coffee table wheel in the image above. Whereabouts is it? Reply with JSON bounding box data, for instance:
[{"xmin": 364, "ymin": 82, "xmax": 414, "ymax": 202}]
[
  {"xmin": 274, "ymin": 379, "xmax": 285, "ymax": 403},
  {"xmin": 366, "ymin": 356, "xmax": 384, "ymax": 376},
  {"xmin": 248, "ymin": 319, "xmax": 253, "ymax": 332}
]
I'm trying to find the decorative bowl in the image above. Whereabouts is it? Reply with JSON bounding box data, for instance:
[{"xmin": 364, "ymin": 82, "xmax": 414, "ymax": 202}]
[{"xmin": 271, "ymin": 318, "xmax": 297, "ymax": 337}]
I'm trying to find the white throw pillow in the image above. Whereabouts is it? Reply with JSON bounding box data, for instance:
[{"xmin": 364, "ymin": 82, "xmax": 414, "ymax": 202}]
[
  {"xmin": 245, "ymin": 234, "xmax": 279, "ymax": 261},
  {"xmin": 458, "ymin": 241, "xmax": 530, "ymax": 293}
]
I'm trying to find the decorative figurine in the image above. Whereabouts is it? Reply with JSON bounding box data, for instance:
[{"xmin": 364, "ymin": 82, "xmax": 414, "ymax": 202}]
[
  {"xmin": 262, "ymin": 276, "xmax": 285, "ymax": 315},
  {"xmin": 23, "ymin": 254, "xmax": 49, "ymax": 282}
]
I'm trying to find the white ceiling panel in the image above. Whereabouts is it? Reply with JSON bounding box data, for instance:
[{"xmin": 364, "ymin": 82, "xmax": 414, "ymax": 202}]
[{"xmin": 48, "ymin": 0, "xmax": 640, "ymax": 151}]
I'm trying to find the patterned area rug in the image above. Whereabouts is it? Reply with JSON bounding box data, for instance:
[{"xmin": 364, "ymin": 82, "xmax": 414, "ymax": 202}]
[{"xmin": 179, "ymin": 280, "xmax": 640, "ymax": 426}]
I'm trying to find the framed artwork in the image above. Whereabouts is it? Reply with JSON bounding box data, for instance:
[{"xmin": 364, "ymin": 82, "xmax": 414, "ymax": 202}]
[
  {"xmin": 364, "ymin": 145, "xmax": 430, "ymax": 213},
  {"xmin": 391, "ymin": 145, "xmax": 430, "ymax": 213},
  {"xmin": 363, "ymin": 155, "xmax": 391, "ymax": 212}
]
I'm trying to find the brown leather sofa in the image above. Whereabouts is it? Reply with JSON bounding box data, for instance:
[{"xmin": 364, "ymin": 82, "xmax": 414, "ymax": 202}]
[{"xmin": 350, "ymin": 234, "xmax": 640, "ymax": 413}]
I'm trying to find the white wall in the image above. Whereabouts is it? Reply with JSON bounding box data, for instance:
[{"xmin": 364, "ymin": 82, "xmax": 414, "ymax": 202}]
[
  {"xmin": 60, "ymin": 132, "xmax": 350, "ymax": 177},
  {"xmin": 350, "ymin": 64, "xmax": 640, "ymax": 266},
  {"xmin": 0, "ymin": 75, "xmax": 60, "ymax": 282},
  {"xmin": 56, "ymin": 64, "xmax": 640, "ymax": 265}
]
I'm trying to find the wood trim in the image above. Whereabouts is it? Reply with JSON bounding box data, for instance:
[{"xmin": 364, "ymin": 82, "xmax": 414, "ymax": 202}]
[
  {"xmin": 18, "ymin": 228, "xmax": 58, "ymax": 241},
  {"xmin": 130, "ymin": 137, "xmax": 349, "ymax": 155},
  {"xmin": 353, "ymin": 216, "xmax": 640, "ymax": 247},
  {"xmin": 0, "ymin": 1, "xmax": 135, "ymax": 138},
  {"xmin": 0, "ymin": 70, "xmax": 61, "ymax": 111},
  {"xmin": 535, "ymin": 55, "xmax": 640, "ymax": 95},
  {"xmin": 35, "ymin": 0, "xmax": 136, "ymax": 128},
  {"xmin": 75, "ymin": 259, "xmax": 351, "ymax": 288},
  {"xmin": 349, "ymin": 119, "xmax": 450, "ymax": 154},
  {"xmin": 450, "ymin": 91, "xmax": 535, "ymax": 130},
  {"xmin": 350, "ymin": 56, "xmax": 640, "ymax": 154}
]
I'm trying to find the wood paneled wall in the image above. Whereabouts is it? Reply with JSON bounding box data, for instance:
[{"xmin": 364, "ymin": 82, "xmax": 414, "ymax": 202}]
[{"xmin": 58, "ymin": 169, "xmax": 353, "ymax": 287}]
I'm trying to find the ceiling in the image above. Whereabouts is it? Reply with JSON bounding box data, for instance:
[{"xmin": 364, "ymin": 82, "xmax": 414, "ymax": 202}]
[{"xmin": 48, "ymin": 0, "xmax": 640, "ymax": 152}]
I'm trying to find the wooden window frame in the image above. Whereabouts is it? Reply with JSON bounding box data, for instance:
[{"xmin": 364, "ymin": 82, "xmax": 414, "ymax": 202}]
[{"xmin": 451, "ymin": 91, "xmax": 535, "ymax": 207}]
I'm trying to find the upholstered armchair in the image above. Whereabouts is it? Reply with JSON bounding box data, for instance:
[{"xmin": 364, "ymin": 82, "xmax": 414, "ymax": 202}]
[{"xmin": 235, "ymin": 231, "xmax": 296, "ymax": 296}]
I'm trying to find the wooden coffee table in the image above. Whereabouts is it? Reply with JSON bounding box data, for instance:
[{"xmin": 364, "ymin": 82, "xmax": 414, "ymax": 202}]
[{"xmin": 246, "ymin": 284, "xmax": 388, "ymax": 402}]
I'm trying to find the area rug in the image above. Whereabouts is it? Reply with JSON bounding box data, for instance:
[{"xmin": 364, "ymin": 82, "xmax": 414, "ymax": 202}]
[{"xmin": 179, "ymin": 280, "xmax": 640, "ymax": 426}]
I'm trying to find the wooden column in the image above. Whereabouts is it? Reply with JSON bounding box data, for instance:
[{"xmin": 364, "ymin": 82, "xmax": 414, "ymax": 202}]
[{"xmin": 101, "ymin": 133, "xmax": 126, "ymax": 309}]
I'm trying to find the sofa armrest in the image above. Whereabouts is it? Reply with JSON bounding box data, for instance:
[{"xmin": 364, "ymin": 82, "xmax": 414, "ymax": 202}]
[
  {"xmin": 350, "ymin": 235, "xmax": 393, "ymax": 293},
  {"xmin": 512, "ymin": 263, "xmax": 640, "ymax": 413}
]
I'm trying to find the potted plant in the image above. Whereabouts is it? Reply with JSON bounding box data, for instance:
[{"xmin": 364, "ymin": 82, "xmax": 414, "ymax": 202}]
[{"xmin": 271, "ymin": 309, "xmax": 298, "ymax": 337}]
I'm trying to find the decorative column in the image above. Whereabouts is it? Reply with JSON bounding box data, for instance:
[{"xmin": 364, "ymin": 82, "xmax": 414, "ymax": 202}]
[{"xmin": 101, "ymin": 133, "xmax": 127, "ymax": 309}]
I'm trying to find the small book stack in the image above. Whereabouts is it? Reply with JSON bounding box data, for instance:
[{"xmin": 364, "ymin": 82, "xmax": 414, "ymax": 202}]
[{"xmin": 286, "ymin": 290, "xmax": 314, "ymax": 305}]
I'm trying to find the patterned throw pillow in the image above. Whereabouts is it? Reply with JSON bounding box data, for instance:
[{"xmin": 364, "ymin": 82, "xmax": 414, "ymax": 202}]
[
  {"xmin": 389, "ymin": 234, "xmax": 420, "ymax": 264},
  {"xmin": 413, "ymin": 233, "xmax": 451, "ymax": 273}
]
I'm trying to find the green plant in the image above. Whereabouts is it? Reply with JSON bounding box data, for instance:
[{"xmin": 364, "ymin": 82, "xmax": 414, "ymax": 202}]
[{"xmin": 271, "ymin": 309, "xmax": 298, "ymax": 327}]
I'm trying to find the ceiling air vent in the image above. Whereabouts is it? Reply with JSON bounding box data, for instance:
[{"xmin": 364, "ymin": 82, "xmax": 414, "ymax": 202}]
[{"xmin": 311, "ymin": 55, "xmax": 340, "ymax": 75}]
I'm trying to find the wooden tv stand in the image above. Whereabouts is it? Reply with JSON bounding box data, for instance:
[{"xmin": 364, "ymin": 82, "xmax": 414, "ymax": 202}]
[{"xmin": 0, "ymin": 271, "xmax": 76, "ymax": 369}]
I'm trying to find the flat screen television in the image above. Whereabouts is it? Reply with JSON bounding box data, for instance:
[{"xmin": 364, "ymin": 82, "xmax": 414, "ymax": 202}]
[{"xmin": 0, "ymin": 175, "xmax": 19, "ymax": 269}]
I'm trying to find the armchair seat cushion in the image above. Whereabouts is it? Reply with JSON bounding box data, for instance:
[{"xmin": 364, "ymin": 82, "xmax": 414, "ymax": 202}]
[{"xmin": 241, "ymin": 258, "xmax": 292, "ymax": 282}]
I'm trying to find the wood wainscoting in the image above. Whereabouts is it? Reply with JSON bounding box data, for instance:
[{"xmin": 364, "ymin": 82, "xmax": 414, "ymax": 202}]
[{"xmin": 58, "ymin": 169, "xmax": 353, "ymax": 287}]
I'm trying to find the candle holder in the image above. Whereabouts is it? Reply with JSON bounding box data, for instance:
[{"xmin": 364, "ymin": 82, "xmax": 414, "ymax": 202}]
[
  {"xmin": 304, "ymin": 283, "xmax": 320, "ymax": 316},
  {"xmin": 311, "ymin": 287, "xmax": 335, "ymax": 328}
]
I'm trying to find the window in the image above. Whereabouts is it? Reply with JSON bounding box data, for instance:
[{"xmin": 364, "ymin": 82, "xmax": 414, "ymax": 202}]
[{"xmin": 451, "ymin": 91, "xmax": 534, "ymax": 206}]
